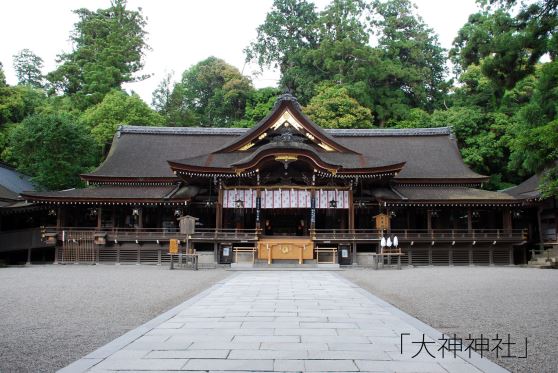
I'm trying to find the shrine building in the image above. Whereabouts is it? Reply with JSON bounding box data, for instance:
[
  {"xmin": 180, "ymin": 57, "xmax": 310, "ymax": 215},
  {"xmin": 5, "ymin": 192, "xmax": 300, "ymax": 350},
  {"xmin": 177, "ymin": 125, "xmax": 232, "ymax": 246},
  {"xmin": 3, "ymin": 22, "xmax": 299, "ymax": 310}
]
[{"xmin": 22, "ymin": 94, "xmax": 528, "ymax": 267}]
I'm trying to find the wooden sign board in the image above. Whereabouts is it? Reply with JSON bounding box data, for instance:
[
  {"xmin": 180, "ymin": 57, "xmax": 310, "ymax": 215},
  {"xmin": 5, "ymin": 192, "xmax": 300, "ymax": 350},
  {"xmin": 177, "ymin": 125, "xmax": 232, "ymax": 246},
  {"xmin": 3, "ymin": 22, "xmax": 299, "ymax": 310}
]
[
  {"xmin": 374, "ymin": 213, "xmax": 390, "ymax": 230},
  {"xmin": 169, "ymin": 239, "xmax": 179, "ymax": 254}
]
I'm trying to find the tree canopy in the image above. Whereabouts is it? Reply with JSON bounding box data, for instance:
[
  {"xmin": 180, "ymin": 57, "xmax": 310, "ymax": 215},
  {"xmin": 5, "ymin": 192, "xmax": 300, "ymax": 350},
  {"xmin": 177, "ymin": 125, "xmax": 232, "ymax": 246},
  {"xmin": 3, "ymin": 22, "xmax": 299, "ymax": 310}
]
[
  {"xmin": 4, "ymin": 113, "xmax": 98, "ymax": 190},
  {"xmin": 0, "ymin": 0, "xmax": 556, "ymax": 195},
  {"xmin": 47, "ymin": 0, "xmax": 150, "ymax": 109},
  {"xmin": 13, "ymin": 49, "xmax": 44, "ymax": 88},
  {"xmin": 81, "ymin": 90, "xmax": 164, "ymax": 146}
]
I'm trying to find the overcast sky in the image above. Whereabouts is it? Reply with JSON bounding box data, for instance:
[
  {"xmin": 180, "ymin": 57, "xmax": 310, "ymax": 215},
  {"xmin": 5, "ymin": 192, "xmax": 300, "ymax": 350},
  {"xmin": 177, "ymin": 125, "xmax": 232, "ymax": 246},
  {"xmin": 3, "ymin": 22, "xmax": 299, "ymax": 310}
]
[{"xmin": 0, "ymin": 0, "xmax": 480, "ymax": 105}]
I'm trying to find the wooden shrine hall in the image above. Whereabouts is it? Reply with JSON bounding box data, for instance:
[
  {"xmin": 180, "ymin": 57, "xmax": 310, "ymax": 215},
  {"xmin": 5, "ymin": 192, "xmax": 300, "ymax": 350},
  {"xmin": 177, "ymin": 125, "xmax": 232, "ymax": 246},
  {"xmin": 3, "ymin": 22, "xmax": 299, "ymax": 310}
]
[{"xmin": 23, "ymin": 94, "xmax": 528, "ymax": 267}]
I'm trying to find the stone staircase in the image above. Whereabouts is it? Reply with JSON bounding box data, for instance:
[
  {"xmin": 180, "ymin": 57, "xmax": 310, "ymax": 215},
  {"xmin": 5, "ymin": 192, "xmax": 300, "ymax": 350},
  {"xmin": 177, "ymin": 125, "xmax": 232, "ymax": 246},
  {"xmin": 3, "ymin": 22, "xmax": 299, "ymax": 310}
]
[
  {"xmin": 528, "ymin": 246, "xmax": 558, "ymax": 268},
  {"xmin": 230, "ymin": 259, "xmax": 341, "ymax": 270}
]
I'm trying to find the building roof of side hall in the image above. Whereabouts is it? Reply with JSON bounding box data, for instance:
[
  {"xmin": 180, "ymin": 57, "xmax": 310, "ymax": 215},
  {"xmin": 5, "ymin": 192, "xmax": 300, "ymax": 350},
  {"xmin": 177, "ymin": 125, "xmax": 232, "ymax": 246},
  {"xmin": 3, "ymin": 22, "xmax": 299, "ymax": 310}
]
[{"xmin": 21, "ymin": 185, "xmax": 192, "ymax": 205}]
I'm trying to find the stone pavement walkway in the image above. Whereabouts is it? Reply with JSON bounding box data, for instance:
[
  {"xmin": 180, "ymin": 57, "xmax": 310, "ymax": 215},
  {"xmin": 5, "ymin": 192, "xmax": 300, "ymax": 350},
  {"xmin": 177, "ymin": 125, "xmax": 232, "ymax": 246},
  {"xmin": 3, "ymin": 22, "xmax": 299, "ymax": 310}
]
[{"xmin": 62, "ymin": 271, "xmax": 507, "ymax": 372}]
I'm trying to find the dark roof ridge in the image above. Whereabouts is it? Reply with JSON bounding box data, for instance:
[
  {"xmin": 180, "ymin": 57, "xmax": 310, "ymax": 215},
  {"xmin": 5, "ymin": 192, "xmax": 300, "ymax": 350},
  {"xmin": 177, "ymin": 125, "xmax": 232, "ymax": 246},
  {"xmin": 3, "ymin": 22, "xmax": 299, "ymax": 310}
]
[
  {"xmin": 117, "ymin": 125, "xmax": 247, "ymax": 136},
  {"xmin": 117, "ymin": 125, "xmax": 452, "ymax": 137},
  {"xmin": 327, "ymin": 127, "xmax": 451, "ymax": 136}
]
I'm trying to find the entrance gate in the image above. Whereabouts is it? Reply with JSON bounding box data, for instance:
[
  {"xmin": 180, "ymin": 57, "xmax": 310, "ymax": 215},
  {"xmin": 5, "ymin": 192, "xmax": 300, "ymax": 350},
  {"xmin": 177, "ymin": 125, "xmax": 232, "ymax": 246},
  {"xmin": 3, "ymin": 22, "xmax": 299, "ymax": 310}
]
[{"xmin": 60, "ymin": 231, "xmax": 95, "ymax": 263}]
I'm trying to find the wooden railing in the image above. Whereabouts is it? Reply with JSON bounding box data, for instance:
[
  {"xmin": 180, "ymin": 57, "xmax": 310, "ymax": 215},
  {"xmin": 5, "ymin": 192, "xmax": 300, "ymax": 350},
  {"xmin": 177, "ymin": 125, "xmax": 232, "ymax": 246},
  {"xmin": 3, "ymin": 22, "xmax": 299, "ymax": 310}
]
[
  {"xmin": 45, "ymin": 227, "xmax": 260, "ymax": 242},
  {"xmin": 312, "ymin": 228, "xmax": 527, "ymax": 242},
  {"xmin": 0, "ymin": 227, "xmax": 48, "ymax": 253},
  {"xmin": 44, "ymin": 227, "xmax": 527, "ymax": 244}
]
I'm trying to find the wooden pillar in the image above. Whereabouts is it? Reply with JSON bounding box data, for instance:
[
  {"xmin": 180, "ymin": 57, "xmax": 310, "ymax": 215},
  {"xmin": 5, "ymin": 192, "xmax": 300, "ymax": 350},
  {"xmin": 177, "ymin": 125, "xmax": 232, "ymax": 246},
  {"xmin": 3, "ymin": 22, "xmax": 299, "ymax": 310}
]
[
  {"xmin": 97, "ymin": 207, "xmax": 102, "ymax": 230},
  {"xmin": 502, "ymin": 207, "xmax": 512, "ymax": 232},
  {"xmin": 352, "ymin": 242, "xmax": 357, "ymax": 266},
  {"xmin": 448, "ymin": 249, "xmax": 453, "ymax": 266},
  {"xmin": 213, "ymin": 242, "xmax": 219, "ymax": 263},
  {"xmin": 427, "ymin": 210, "xmax": 432, "ymax": 231},
  {"xmin": 56, "ymin": 207, "xmax": 62, "ymax": 229},
  {"xmin": 216, "ymin": 187, "xmax": 223, "ymax": 229},
  {"xmin": 26, "ymin": 247, "xmax": 32, "ymax": 265},
  {"xmin": 138, "ymin": 208, "xmax": 143, "ymax": 229},
  {"xmin": 348, "ymin": 190, "xmax": 354, "ymax": 232},
  {"xmin": 536, "ymin": 206, "xmax": 544, "ymax": 244},
  {"xmin": 467, "ymin": 207, "xmax": 473, "ymax": 232}
]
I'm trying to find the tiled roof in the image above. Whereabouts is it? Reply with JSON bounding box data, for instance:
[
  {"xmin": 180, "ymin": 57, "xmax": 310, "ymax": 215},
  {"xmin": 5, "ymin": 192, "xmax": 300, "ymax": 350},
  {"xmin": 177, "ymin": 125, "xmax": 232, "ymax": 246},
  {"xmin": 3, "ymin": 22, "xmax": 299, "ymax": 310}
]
[
  {"xmin": 0, "ymin": 163, "xmax": 36, "ymax": 201},
  {"xmin": 391, "ymin": 186, "xmax": 517, "ymax": 201},
  {"xmin": 22, "ymin": 185, "xmax": 183, "ymax": 202}
]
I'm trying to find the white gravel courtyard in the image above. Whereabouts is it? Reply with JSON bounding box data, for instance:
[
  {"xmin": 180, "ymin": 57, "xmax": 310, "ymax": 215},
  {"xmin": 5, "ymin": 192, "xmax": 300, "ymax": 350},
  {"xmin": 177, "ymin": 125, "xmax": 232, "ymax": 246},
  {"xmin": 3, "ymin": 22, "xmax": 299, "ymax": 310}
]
[
  {"xmin": 0, "ymin": 265, "xmax": 230, "ymax": 372},
  {"xmin": 341, "ymin": 266, "xmax": 558, "ymax": 373},
  {"xmin": 0, "ymin": 265, "xmax": 556, "ymax": 372}
]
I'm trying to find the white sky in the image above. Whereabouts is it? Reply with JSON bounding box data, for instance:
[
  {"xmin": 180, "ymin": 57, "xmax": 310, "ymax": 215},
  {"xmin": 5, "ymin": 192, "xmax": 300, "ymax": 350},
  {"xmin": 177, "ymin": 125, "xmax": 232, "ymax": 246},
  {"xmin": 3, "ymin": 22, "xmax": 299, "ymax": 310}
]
[{"xmin": 0, "ymin": 0, "xmax": 480, "ymax": 105}]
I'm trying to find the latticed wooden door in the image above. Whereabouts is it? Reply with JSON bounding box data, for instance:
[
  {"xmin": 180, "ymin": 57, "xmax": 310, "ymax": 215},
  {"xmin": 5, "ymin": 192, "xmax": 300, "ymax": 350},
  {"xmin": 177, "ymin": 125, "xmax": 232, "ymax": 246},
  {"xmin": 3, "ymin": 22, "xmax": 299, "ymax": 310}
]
[{"xmin": 61, "ymin": 231, "xmax": 95, "ymax": 263}]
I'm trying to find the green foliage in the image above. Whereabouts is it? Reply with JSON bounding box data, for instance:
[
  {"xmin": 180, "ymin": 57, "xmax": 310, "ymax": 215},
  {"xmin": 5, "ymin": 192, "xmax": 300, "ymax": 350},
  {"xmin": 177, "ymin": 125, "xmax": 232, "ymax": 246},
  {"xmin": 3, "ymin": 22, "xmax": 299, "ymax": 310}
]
[
  {"xmin": 13, "ymin": 49, "xmax": 44, "ymax": 88},
  {"xmin": 392, "ymin": 108, "xmax": 432, "ymax": 128},
  {"xmin": 371, "ymin": 0, "xmax": 449, "ymax": 112},
  {"xmin": 81, "ymin": 90, "xmax": 164, "ymax": 146},
  {"xmin": 0, "ymin": 84, "xmax": 46, "ymax": 125},
  {"xmin": 304, "ymin": 84, "xmax": 373, "ymax": 128},
  {"xmin": 248, "ymin": 0, "xmax": 448, "ymax": 124},
  {"xmin": 232, "ymin": 87, "xmax": 282, "ymax": 127},
  {"xmin": 508, "ymin": 60, "xmax": 558, "ymax": 195},
  {"xmin": 47, "ymin": 0, "xmax": 149, "ymax": 109},
  {"xmin": 167, "ymin": 57, "xmax": 254, "ymax": 127},
  {"xmin": 5, "ymin": 113, "xmax": 98, "ymax": 190},
  {"xmin": 245, "ymin": 0, "xmax": 319, "ymax": 73},
  {"xmin": 451, "ymin": 0, "xmax": 557, "ymax": 91},
  {"xmin": 151, "ymin": 71, "xmax": 174, "ymax": 117},
  {"xmin": 0, "ymin": 62, "xmax": 7, "ymax": 87}
]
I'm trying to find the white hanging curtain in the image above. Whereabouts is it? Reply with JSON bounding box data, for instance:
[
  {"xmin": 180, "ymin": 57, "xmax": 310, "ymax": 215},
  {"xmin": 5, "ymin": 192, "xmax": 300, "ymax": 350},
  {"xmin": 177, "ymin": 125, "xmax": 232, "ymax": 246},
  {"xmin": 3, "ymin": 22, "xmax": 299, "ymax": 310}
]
[{"xmin": 223, "ymin": 188, "xmax": 348, "ymax": 209}]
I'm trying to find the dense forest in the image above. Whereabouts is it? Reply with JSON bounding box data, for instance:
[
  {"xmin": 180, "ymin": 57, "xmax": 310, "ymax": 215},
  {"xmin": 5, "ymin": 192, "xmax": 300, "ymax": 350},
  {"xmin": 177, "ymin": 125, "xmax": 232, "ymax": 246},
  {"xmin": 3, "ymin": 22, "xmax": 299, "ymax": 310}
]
[{"xmin": 0, "ymin": 0, "xmax": 556, "ymax": 196}]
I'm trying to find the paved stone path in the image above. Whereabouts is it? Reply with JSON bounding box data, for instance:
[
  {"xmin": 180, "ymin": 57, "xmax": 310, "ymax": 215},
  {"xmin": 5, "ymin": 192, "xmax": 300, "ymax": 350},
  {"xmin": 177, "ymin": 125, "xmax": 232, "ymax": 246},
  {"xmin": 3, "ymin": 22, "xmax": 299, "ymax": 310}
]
[{"xmin": 63, "ymin": 272, "xmax": 507, "ymax": 372}]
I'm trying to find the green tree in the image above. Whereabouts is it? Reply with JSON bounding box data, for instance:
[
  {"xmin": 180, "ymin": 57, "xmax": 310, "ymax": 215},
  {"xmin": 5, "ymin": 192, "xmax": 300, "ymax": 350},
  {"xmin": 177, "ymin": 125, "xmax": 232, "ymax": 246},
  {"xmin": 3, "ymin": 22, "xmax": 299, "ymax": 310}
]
[
  {"xmin": 232, "ymin": 87, "xmax": 281, "ymax": 127},
  {"xmin": 304, "ymin": 84, "xmax": 373, "ymax": 129},
  {"xmin": 0, "ymin": 62, "xmax": 6, "ymax": 86},
  {"xmin": 451, "ymin": 0, "xmax": 557, "ymax": 92},
  {"xmin": 168, "ymin": 57, "xmax": 254, "ymax": 127},
  {"xmin": 508, "ymin": 60, "xmax": 558, "ymax": 195},
  {"xmin": 81, "ymin": 90, "xmax": 164, "ymax": 146},
  {"xmin": 0, "ymin": 84, "xmax": 46, "ymax": 126},
  {"xmin": 245, "ymin": 0, "xmax": 319, "ymax": 73},
  {"xmin": 47, "ymin": 0, "xmax": 150, "ymax": 109},
  {"xmin": 248, "ymin": 0, "xmax": 448, "ymax": 124},
  {"xmin": 151, "ymin": 71, "xmax": 174, "ymax": 115},
  {"xmin": 5, "ymin": 113, "xmax": 98, "ymax": 190},
  {"xmin": 13, "ymin": 49, "xmax": 44, "ymax": 88},
  {"xmin": 372, "ymin": 0, "xmax": 448, "ymax": 113}
]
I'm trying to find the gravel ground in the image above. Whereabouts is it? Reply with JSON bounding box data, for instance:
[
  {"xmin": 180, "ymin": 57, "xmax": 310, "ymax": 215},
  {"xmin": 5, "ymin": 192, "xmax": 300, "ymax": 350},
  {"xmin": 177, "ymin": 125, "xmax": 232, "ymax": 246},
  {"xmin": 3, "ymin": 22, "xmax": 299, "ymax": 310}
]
[
  {"xmin": 0, "ymin": 265, "xmax": 230, "ymax": 373},
  {"xmin": 341, "ymin": 267, "xmax": 558, "ymax": 373}
]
